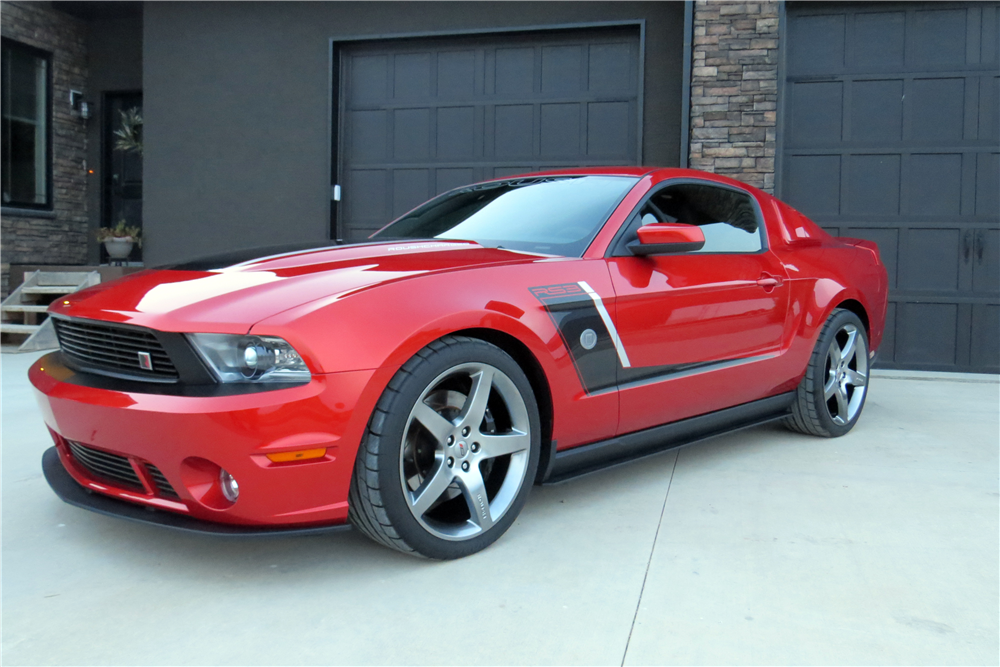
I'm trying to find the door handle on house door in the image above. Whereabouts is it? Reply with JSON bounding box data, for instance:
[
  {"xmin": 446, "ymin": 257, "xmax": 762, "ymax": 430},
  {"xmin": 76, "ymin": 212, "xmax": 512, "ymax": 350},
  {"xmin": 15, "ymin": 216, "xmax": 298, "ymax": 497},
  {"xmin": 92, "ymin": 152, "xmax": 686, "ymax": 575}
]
[
  {"xmin": 975, "ymin": 229, "xmax": 984, "ymax": 263},
  {"xmin": 963, "ymin": 230, "xmax": 972, "ymax": 263}
]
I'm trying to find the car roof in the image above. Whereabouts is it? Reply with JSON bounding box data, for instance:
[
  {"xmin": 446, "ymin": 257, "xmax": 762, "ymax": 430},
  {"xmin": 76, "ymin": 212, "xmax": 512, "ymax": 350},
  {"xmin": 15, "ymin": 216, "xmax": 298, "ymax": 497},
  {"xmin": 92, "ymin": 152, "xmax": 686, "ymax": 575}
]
[
  {"xmin": 483, "ymin": 166, "xmax": 748, "ymax": 183},
  {"xmin": 477, "ymin": 167, "xmax": 770, "ymax": 197}
]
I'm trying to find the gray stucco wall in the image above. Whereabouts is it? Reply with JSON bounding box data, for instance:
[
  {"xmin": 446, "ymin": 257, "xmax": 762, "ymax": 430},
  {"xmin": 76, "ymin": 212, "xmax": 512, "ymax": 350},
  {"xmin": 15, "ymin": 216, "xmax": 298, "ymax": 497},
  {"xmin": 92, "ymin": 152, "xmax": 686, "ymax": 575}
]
[{"xmin": 142, "ymin": 1, "xmax": 685, "ymax": 265}]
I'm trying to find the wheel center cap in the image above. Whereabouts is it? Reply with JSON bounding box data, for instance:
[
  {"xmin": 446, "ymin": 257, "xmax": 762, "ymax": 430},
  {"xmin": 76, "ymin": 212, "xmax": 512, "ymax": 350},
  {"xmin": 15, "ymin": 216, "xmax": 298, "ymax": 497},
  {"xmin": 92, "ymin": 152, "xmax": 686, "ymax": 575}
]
[{"xmin": 455, "ymin": 441, "xmax": 469, "ymax": 458}]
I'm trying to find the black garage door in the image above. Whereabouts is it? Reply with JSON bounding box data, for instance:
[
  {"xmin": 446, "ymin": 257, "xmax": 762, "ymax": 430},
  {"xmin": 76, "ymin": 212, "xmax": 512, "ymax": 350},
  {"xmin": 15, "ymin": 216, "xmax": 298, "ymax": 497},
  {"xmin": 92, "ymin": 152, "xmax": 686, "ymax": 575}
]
[
  {"xmin": 781, "ymin": 2, "xmax": 999, "ymax": 373},
  {"xmin": 336, "ymin": 27, "xmax": 641, "ymax": 241}
]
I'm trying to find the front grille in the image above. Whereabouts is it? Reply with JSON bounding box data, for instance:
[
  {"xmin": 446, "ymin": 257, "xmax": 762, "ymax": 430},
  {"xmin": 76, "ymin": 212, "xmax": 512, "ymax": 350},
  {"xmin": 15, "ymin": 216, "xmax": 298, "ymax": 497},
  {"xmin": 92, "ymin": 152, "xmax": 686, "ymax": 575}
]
[
  {"xmin": 68, "ymin": 441, "xmax": 144, "ymax": 491},
  {"xmin": 147, "ymin": 464, "xmax": 180, "ymax": 498},
  {"xmin": 53, "ymin": 317, "xmax": 178, "ymax": 382}
]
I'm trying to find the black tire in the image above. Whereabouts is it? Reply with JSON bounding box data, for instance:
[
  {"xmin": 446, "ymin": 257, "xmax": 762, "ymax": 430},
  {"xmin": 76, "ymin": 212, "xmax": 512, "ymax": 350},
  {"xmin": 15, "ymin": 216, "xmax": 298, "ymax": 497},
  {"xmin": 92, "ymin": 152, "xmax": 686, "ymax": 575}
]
[
  {"xmin": 348, "ymin": 335, "xmax": 541, "ymax": 559},
  {"xmin": 786, "ymin": 308, "xmax": 871, "ymax": 438}
]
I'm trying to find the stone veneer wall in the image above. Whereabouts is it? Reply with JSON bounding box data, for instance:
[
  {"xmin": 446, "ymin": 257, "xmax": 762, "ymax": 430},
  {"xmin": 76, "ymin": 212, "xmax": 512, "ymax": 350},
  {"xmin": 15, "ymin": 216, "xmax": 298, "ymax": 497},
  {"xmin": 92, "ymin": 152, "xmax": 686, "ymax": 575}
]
[
  {"xmin": 688, "ymin": 1, "xmax": 779, "ymax": 193},
  {"xmin": 1, "ymin": 1, "xmax": 89, "ymax": 297}
]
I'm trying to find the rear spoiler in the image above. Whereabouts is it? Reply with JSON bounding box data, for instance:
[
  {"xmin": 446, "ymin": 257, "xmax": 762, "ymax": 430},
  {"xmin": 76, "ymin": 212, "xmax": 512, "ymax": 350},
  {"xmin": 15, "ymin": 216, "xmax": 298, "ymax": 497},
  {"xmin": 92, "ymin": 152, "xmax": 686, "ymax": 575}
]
[{"xmin": 838, "ymin": 237, "xmax": 881, "ymax": 263}]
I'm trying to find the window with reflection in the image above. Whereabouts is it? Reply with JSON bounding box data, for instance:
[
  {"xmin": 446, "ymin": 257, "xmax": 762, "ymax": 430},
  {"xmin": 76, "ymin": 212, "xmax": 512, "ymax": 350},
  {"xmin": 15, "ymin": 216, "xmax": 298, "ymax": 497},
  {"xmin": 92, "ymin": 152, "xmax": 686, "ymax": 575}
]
[
  {"xmin": 2, "ymin": 38, "xmax": 51, "ymax": 209},
  {"xmin": 642, "ymin": 183, "xmax": 763, "ymax": 253}
]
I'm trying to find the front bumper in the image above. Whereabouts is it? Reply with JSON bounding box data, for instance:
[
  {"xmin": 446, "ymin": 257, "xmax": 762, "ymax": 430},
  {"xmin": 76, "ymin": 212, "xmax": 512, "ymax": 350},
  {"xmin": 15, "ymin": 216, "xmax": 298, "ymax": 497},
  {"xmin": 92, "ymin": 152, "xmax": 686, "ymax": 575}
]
[
  {"xmin": 42, "ymin": 447, "xmax": 351, "ymax": 536},
  {"xmin": 31, "ymin": 352, "xmax": 388, "ymax": 528}
]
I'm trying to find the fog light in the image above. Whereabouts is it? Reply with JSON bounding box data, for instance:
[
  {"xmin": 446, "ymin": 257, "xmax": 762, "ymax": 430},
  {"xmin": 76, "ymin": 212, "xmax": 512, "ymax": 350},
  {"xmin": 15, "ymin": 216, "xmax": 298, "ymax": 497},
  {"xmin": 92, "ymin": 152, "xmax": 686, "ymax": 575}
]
[{"xmin": 220, "ymin": 469, "xmax": 239, "ymax": 503}]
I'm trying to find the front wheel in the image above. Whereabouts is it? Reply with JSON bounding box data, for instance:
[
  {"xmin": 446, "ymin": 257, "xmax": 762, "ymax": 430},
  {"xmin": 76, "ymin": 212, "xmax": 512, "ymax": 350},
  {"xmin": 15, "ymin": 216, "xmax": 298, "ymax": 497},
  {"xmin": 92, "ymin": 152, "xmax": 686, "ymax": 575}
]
[
  {"xmin": 348, "ymin": 336, "xmax": 541, "ymax": 559},
  {"xmin": 786, "ymin": 309, "xmax": 870, "ymax": 437}
]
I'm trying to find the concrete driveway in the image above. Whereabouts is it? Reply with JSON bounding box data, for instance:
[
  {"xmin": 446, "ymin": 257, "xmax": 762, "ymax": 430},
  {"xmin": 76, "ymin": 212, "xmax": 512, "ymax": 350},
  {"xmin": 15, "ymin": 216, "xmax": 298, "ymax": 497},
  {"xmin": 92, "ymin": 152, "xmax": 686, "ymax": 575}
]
[{"xmin": 3, "ymin": 350, "xmax": 997, "ymax": 666}]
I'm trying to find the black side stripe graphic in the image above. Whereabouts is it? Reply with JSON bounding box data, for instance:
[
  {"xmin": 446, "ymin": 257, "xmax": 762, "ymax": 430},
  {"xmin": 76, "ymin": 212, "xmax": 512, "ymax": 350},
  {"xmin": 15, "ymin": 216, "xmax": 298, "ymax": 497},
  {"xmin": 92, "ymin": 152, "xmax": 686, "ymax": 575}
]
[
  {"xmin": 530, "ymin": 282, "xmax": 778, "ymax": 396},
  {"xmin": 531, "ymin": 282, "xmax": 619, "ymax": 394}
]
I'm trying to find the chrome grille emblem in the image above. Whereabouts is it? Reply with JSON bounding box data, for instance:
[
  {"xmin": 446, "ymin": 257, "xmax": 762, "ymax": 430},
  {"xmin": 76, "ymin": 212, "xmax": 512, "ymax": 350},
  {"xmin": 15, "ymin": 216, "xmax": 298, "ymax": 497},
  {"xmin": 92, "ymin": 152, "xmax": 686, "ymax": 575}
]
[{"xmin": 137, "ymin": 351, "xmax": 153, "ymax": 371}]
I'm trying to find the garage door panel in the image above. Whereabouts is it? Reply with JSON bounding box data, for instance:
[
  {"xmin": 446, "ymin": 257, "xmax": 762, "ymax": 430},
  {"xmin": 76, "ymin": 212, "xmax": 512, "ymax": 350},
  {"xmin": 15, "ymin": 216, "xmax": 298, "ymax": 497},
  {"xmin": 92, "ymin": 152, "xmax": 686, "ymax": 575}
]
[
  {"xmin": 881, "ymin": 301, "xmax": 897, "ymax": 362},
  {"xmin": 896, "ymin": 303, "xmax": 959, "ymax": 365},
  {"xmin": 351, "ymin": 56, "xmax": 389, "ymax": 103},
  {"xmin": 350, "ymin": 111, "xmax": 388, "ymax": 163},
  {"xmin": 393, "ymin": 109, "xmax": 431, "ymax": 161},
  {"xmin": 541, "ymin": 45, "xmax": 584, "ymax": 93},
  {"xmin": 851, "ymin": 80, "xmax": 903, "ymax": 142},
  {"xmin": 783, "ymin": 2, "xmax": 999, "ymax": 372},
  {"xmin": 788, "ymin": 14, "xmax": 845, "ymax": 75},
  {"xmin": 906, "ymin": 9, "xmax": 967, "ymax": 68},
  {"xmin": 845, "ymin": 154, "xmax": 900, "ymax": 216},
  {"xmin": 494, "ymin": 105, "xmax": 534, "ymax": 157},
  {"xmin": 979, "ymin": 77, "xmax": 999, "ymax": 143},
  {"xmin": 393, "ymin": 53, "xmax": 432, "ymax": 100},
  {"xmin": 588, "ymin": 43, "xmax": 635, "ymax": 93},
  {"xmin": 437, "ymin": 51, "xmax": 478, "ymax": 98},
  {"xmin": 587, "ymin": 101, "xmax": 631, "ymax": 157},
  {"xmin": 855, "ymin": 12, "xmax": 905, "ymax": 69},
  {"xmin": 785, "ymin": 155, "xmax": 841, "ymax": 215},
  {"xmin": 905, "ymin": 154, "xmax": 963, "ymax": 216},
  {"xmin": 540, "ymin": 103, "xmax": 581, "ymax": 157},
  {"xmin": 901, "ymin": 228, "xmax": 963, "ymax": 291},
  {"xmin": 976, "ymin": 152, "xmax": 999, "ymax": 215},
  {"xmin": 908, "ymin": 78, "xmax": 965, "ymax": 143},
  {"xmin": 973, "ymin": 228, "xmax": 999, "ymax": 295},
  {"xmin": 494, "ymin": 47, "xmax": 534, "ymax": 95},
  {"xmin": 971, "ymin": 304, "xmax": 1000, "ymax": 368},
  {"xmin": 436, "ymin": 107, "xmax": 476, "ymax": 159},
  {"xmin": 983, "ymin": 6, "xmax": 999, "ymax": 63},
  {"xmin": 789, "ymin": 82, "xmax": 843, "ymax": 145}
]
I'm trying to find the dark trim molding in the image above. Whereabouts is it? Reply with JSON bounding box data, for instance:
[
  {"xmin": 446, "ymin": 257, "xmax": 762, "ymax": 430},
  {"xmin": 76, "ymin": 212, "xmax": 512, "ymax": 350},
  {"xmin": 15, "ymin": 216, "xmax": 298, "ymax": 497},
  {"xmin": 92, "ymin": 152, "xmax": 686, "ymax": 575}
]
[
  {"xmin": 774, "ymin": 1, "xmax": 788, "ymax": 199},
  {"xmin": 543, "ymin": 392, "xmax": 796, "ymax": 484},
  {"xmin": 1, "ymin": 206, "xmax": 56, "ymax": 218},
  {"xmin": 680, "ymin": 0, "xmax": 694, "ymax": 169}
]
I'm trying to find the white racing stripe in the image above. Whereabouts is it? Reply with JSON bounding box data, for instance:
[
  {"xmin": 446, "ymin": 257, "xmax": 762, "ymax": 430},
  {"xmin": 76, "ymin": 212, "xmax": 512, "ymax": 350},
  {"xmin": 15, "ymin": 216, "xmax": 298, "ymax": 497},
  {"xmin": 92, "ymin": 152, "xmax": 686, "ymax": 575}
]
[{"xmin": 577, "ymin": 281, "xmax": 631, "ymax": 368}]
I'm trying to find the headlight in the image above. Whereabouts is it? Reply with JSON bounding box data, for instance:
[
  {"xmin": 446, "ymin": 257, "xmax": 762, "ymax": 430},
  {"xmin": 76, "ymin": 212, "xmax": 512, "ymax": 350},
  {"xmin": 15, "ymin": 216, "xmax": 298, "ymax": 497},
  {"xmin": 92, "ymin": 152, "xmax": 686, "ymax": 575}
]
[{"xmin": 187, "ymin": 333, "xmax": 311, "ymax": 383}]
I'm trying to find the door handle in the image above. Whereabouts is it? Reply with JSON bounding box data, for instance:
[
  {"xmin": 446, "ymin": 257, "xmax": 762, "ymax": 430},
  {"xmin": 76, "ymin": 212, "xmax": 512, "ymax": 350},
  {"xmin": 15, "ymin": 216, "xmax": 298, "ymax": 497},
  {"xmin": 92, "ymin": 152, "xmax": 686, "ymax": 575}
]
[
  {"xmin": 757, "ymin": 274, "xmax": 783, "ymax": 290},
  {"xmin": 975, "ymin": 229, "xmax": 984, "ymax": 263},
  {"xmin": 963, "ymin": 230, "xmax": 972, "ymax": 263}
]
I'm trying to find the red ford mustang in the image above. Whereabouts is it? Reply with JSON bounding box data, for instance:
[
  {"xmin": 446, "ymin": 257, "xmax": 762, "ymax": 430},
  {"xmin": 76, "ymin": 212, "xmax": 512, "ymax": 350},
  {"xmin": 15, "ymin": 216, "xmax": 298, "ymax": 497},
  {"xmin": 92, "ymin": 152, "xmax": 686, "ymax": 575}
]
[{"xmin": 31, "ymin": 168, "xmax": 888, "ymax": 559}]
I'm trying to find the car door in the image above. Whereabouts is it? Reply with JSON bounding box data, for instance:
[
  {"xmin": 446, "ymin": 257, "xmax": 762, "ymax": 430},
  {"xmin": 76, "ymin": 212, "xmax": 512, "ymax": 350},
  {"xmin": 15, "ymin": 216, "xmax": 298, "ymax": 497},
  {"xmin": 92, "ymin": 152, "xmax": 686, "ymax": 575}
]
[{"xmin": 605, "ymin": 180, "xmax": 791, "ymax": 434}]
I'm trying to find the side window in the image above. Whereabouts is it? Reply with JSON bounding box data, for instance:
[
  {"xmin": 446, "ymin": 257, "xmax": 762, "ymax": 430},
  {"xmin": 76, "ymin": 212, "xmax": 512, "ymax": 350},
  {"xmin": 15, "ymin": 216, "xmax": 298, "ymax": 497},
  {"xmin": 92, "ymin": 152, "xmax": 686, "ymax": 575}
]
[{"xmin": 636, "ymin": 183, "xmax": 763, "ymax": 254}]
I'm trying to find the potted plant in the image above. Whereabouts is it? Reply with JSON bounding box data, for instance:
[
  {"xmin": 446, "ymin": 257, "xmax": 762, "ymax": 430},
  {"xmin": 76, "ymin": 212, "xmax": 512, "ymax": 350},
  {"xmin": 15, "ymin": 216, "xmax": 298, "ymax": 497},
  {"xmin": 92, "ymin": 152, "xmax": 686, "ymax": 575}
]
[{"xmin": 97, "ymin": 219, "xmax": 142, "ymax": 263}]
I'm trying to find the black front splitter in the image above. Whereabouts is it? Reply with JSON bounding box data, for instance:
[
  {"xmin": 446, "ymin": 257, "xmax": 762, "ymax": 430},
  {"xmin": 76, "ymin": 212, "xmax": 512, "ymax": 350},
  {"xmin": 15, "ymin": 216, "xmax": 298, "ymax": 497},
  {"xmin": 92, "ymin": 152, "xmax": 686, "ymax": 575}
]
[{"xmin": 42, "ymin": 447, "xmax": 351, "ymax": 537}]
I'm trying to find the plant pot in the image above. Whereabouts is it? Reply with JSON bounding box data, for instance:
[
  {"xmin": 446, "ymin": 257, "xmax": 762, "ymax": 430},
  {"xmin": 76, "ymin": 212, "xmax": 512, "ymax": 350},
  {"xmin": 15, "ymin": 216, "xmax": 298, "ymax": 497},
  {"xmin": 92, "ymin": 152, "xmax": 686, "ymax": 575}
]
[{"xmin": 104, "ymin": 237, "xmax": 134, "ymax": 261}]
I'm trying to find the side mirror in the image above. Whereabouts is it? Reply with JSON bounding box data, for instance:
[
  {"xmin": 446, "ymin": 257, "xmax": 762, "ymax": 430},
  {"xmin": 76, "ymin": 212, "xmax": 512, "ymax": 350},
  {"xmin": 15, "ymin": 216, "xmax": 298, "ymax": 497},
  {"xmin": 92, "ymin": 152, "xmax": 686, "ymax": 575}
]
[{"xmin": 627, "ymin": 223, "xmax": 706, "ymax": 256}]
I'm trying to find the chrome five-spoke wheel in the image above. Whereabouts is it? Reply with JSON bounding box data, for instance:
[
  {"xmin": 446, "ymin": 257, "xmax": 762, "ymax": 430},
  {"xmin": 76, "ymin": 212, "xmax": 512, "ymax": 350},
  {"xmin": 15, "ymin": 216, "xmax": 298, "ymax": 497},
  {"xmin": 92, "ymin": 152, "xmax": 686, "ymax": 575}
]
[
  {"xmin": 348, "ymin": 336, "xmax": 540, "ymax": 559},
  {"xmin": 786, "ymin": 308, "xmax": 871, "ymax": 437},
  {"xmin": 823, "ymin": 321, "xmax": 868, "ymax": 426},
  {"xmin": 401, "ymin": 362, "xmax": 531, "ymax": 540}
]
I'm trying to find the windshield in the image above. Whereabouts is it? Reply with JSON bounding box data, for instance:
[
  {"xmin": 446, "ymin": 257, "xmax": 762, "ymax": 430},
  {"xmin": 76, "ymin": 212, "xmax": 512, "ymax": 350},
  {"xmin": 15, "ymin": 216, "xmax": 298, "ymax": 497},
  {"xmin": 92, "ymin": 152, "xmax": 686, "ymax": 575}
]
[{"xmin": 371, "ymin": 175, "xmax": 639, "ymax": 256}]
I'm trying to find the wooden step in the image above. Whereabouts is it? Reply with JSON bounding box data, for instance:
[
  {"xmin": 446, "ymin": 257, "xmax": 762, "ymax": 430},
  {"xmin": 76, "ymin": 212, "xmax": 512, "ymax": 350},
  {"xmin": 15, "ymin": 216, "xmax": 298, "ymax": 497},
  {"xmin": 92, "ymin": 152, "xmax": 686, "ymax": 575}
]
[
  {"xmin": 2, "ymin": 304, "xmax": 50, "ymax": 313},
  {"xmin": 21, "ymin": 286, "xmax": 79, "ymax": 295},
  {"xmin": 1, "ymin": 323, "xmax": 41, "ymax": 334}
]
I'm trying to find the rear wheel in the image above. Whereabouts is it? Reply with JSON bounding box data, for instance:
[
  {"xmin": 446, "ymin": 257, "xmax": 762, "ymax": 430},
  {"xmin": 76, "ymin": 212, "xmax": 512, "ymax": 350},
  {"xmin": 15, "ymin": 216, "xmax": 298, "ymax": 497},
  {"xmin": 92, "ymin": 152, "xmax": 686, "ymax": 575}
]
[
  {"xmin": 786, "ymin": 309, "xmax": 870, "ymax": 437},
  {"xmin": 348, "ymin": 336, "xmax": 540, "ymax": 559}
]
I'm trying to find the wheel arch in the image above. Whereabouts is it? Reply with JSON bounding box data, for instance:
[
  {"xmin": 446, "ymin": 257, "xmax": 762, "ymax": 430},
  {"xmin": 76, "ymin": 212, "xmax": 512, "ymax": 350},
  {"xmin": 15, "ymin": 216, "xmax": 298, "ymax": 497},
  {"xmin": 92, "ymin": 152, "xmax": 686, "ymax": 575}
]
[{"xmin": 834, "ymin": 298, "xmax": 870, "ymax": 338}]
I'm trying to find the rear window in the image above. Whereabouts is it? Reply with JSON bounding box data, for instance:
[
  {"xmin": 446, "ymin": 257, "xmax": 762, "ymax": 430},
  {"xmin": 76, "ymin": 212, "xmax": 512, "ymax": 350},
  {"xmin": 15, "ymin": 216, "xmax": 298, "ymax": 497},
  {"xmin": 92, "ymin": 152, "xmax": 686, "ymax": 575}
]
[{"xmin": 371, "ymin": 175, "xmax": 639, "ymax": 257}]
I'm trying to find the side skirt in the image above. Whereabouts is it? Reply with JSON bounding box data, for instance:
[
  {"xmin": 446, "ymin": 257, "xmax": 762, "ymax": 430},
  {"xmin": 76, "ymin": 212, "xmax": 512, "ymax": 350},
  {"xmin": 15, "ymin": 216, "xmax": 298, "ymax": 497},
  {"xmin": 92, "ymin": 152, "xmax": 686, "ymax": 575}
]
[{"xmin": 542, "ymin": 392, "xmax": 796, "ymax": 484}]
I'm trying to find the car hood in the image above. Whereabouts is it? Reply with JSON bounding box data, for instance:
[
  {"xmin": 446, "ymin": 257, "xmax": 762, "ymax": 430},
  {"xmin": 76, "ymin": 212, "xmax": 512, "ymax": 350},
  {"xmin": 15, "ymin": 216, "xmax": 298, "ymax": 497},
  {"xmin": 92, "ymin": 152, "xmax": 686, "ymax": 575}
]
[{"xmin": 49, "ymin": 240, "xmax": 548, "ymax": 333}]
